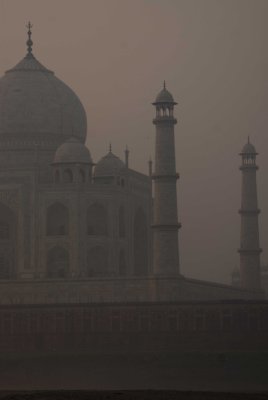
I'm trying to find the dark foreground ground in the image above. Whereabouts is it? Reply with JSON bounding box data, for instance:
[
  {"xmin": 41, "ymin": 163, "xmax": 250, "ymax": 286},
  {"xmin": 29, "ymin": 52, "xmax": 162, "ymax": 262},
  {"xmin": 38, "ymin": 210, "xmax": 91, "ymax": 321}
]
[
  {"xmin": 0, "ymin": 353, "xmax": 267, "ymax": 392},
  {"xmin": 0, "ymin": 391, "xmax": 268, "ymax": 400}
]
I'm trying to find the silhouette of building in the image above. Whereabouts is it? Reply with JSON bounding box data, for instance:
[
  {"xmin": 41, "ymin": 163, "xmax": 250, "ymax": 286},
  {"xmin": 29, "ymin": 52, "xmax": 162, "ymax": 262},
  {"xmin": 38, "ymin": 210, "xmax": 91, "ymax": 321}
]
[
  {"xmin": 0, "ymin": 27, "xmax": 267, "ymax": 357},
  {"xmin": 0, "ymin": 27, "xmax": 264, "ymax": 306}
]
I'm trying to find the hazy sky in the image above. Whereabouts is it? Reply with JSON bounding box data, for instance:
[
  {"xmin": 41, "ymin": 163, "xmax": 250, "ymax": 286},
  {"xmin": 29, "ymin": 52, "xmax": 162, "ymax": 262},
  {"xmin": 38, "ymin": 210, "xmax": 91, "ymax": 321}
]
[{"xmin": 0, "ymin": 0, "xmax": 267, "ymax": 283}]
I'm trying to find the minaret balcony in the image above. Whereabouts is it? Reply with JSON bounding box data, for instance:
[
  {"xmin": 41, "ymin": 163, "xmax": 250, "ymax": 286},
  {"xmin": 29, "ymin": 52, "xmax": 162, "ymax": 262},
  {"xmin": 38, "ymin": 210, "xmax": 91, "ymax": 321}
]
[
  {"xmin": 153, "ymin": 116, "xmax": 177, "ymax": 125},
  {"xmin": 238, "ymin": 209, "xmax": 260, "ymax": 214},
  {"xmin": 152, "ymin": 173, "xmax": 179, "ymax": 181},
  {"xmin": 239, "ymin": 164, "xmax": 258, "ymax": 171},
  {"xmin": 238, "ymin": 248, "xmax": 262, "ymax": 254}
]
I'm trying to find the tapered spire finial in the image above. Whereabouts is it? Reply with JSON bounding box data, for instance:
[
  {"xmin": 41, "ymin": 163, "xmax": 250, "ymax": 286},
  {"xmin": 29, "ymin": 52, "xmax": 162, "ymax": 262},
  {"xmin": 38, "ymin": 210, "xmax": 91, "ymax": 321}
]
[
  {"xmin": 163, "ymin": 80, "xmax": 166, "ymax": 89},
  {"xmin": 26, "ymin": 21, "xmax": 33, "ymax": 57},
  {"xmin": 109, "ymin": 143, "xmax": 112, "ymax": 153}
]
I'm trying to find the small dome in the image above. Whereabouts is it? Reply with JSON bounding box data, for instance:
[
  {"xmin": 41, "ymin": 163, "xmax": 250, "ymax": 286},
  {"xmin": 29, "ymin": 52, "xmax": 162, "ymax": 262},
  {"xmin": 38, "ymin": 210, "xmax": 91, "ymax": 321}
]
[
  {"xmin": 153, "ymin": 82, "xmax": 176, "ymax": 104},
  {"xmin": 54, "ymin": 137, "xmax": 92, "ymax": 164},
  {"xmin": 94, "ymin": 151, "xmax": 125, "ymax": 177},
  {"xmin": 241, "ymin": 139, "xmax": 257, "ymax": 155}
]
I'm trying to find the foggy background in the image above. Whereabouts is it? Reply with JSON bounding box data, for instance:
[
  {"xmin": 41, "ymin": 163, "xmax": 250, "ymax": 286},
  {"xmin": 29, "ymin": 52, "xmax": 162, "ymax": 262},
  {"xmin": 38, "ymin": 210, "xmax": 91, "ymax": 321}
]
[{"xmin": 0, "ymin": 0, "xmax": 267, "ymax": 284}]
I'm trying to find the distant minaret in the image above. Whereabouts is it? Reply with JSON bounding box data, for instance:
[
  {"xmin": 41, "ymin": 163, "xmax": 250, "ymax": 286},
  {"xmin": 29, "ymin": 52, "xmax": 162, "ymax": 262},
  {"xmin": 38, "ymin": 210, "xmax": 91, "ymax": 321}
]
[
  {"xmin": 124, "ymin": 146, "xmax": 129, "ymax": 168},
  {"xmin": 238, "ymin": 138, "xmax": 261, "ymax": 290},
  {"xmin": 152, "ymin": 82, "xmax": 181, "ymax": 276}
]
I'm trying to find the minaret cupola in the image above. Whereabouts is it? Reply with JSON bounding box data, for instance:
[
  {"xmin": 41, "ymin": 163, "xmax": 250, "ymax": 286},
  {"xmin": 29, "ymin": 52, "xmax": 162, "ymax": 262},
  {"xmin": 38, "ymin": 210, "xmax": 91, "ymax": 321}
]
[
  {"xmin": 240, "ymin": 137, "xmax": 257, "ymax": 165},
  {"xmin": 153, "ymin": 81, "xmax": 177, "ymax": 120}
]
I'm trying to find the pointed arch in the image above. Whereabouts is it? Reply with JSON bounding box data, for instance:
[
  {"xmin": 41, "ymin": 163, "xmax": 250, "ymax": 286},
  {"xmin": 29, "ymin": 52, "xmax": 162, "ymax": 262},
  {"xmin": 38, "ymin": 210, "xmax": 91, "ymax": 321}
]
[
  {"xmin": 0, "ymin": 255, "xmax": 11, "ymax": 279},
  {"xmin": 0, "ymin": 202, "xmax": 17, "ymax": 279},
  {"xmin": 62, "ymin": 169, "xmax": 73, "ymax": 183},
  {"xmin": 46, "ymin": 202, "xmax": 69, "ymax": 236},
  {"xmin": 0, "ymin": 220, "xmax": 9, "ymax": 240},
  {"xmin": 47, "ymin": 246, "xmax": 69, "ymax": 278},
  {"xmin": 87, "ymin": 203, "xmax": 108, "ymax": 236},
  {"xmin": 87, "ymin": 246, "xmax": 108, "ymax": 277},
  {"xmin": 78, "ymin": 168, "xmax": 86, "ymax": 183},
  {"xmin": 54, "ymin": 170, "xmax": 60, "ymax": 184},
  {"xmin": 119, "ymin": 205, "xmax": 125, "ymax": 238},
  {"xmin": 119, "ymin": 249, "xmax": 127, "ymax": 276},
  {"xmin": 133, "ymin": 207, "xmax": 148, "ymax": 275}
]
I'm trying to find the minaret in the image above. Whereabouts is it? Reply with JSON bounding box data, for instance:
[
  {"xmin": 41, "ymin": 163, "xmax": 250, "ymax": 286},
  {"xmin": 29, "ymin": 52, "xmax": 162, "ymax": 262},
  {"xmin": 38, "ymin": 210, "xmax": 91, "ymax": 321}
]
[
  {"xmin": 238, "ymin": 138, "xmax": 261, "ymax": 290},
  {"xmin": 152, "ymin": 82, "xmax": 181, "ymax": 276},
  {"xmin": 124, "ymin": 146, "xmax": 129, "ymax": 168}
]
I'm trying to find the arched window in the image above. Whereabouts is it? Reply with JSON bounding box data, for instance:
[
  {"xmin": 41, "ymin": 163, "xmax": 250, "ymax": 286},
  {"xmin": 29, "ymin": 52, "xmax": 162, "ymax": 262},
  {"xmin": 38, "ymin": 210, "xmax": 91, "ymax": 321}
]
[
  {"xmin": 0, "ymin": 221, "xmax": 9, "ymax": 240},
  {"xmin": 119, "ymin": 249, "xmax": 127, "ymax": 276},
  {"xmin": 78, "ymin": 168, "xmax": 86, "ymax": 183},
  {"xmin": 119, "ymin": 206, "xmax": 125, "ymax": 238},
  {"xmin": 87, "ymin": 246, "xmax": 108, "ymax": 277},
  {"xmin": 47, "ymin": 246, "xmax": 69, "ymax": 279},
  {"xmin": 62, "ymin": 169, "xmax": 73, "ymax": 183},
  {"xmin": 46, "ymin": 202, "xmax": 69, "ymax": 236},
  {"xmin": 0, "ymin": 203, "xmax": 16, "ymax": 279},
  {"xmin": 133, "ymin": 207, "xmax": 148, "ymax": 275},
  {"xmin": 55, "ymin": 170, "xmax": 60, "ymax": 184},
  {"xmin": 0, "ymin": 254, "xmax": 10, "ymax": 279},
  {"xmin": 87, "ymin": 203, "xmax": 108, "ymax": 236}
]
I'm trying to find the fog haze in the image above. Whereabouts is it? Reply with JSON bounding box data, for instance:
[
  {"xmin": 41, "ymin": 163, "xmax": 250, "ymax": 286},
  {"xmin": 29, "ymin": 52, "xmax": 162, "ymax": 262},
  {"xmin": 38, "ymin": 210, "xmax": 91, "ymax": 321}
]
[{"xmin": 0, "ymin": 0, "xmax": 267, "ymax": 283}]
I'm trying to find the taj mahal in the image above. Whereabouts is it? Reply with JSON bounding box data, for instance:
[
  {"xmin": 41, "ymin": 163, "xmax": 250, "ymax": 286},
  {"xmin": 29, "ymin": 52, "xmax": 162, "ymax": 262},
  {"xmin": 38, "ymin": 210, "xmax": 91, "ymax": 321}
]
[{"xmin": 0, "ymin": 25, "xmax": 264, "ymax": 307}]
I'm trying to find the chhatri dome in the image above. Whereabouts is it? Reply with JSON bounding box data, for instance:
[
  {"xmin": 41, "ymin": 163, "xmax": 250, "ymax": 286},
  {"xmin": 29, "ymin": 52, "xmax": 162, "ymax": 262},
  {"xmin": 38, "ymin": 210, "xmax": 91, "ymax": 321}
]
[
  {"xmin": 94, "ymin": 146, "xmax": 125, "ymax": 177},
  {"xmin": 241, "ymin": 137, "xmax": 257, "ymax": 155},
  {"xmin": 0, "ymin": 23, "xmax": 87, "ymax": 149},
  {"xmin": 54, "ymin": 137, "xmax": 92, "ymax": 165},
  {"xmin": 153, "ymin": 81, "xmax": 177, "ymax": 104}
]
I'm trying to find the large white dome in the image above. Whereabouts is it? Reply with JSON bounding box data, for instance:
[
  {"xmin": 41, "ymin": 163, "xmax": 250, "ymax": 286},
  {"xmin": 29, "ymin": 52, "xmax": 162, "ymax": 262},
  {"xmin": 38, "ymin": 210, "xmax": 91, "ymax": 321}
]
[{"xmin": 0, "ymin": 52, "xmax": 87, "ymax": 149}]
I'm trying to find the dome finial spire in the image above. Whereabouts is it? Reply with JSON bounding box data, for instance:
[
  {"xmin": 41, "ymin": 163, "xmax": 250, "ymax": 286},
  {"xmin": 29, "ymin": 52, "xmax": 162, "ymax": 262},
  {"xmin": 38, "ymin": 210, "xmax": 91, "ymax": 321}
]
[
  {"xmin": 163, "ymin": 80, "xmax": 166, "ymax": 90},
  {"xmin": 109, "ymin": 143, "xmax": 112, "ymax": 153},
  {"xmin": 26, "ymin": 21, "xmax": 33, "ymax": 57}
]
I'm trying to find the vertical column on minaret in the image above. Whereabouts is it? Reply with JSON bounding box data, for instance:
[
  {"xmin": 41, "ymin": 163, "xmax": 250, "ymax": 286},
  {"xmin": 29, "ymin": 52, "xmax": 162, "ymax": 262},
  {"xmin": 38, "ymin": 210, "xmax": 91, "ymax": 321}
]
[
  {"xmin": 238, "ymin": 139, "xmax": 261, "ymax": 290},
  {"xmin": 152, "ymin": 84, "xmax": 181, "ymax": 276}
]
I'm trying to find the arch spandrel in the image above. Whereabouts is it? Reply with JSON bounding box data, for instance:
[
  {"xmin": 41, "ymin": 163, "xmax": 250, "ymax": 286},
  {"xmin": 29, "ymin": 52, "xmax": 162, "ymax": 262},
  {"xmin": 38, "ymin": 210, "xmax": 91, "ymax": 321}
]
[
  {"xmin": 46, "ymin": 202, "xmax": 69, "ymax": 236},
  {"xmin": 133, "ymin": 207, "xmax": 148, "ymax": 276},
  {"xmin": 87, "ymin": 202, "xmax": 108, "ymax": 236},
  {"xmin": 0, "ymin": 190, "xmax": 19, "ymax": 212},
  {"xmin": 47, "ymin": 246, "xmax": 69, "ymax": 279}
]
